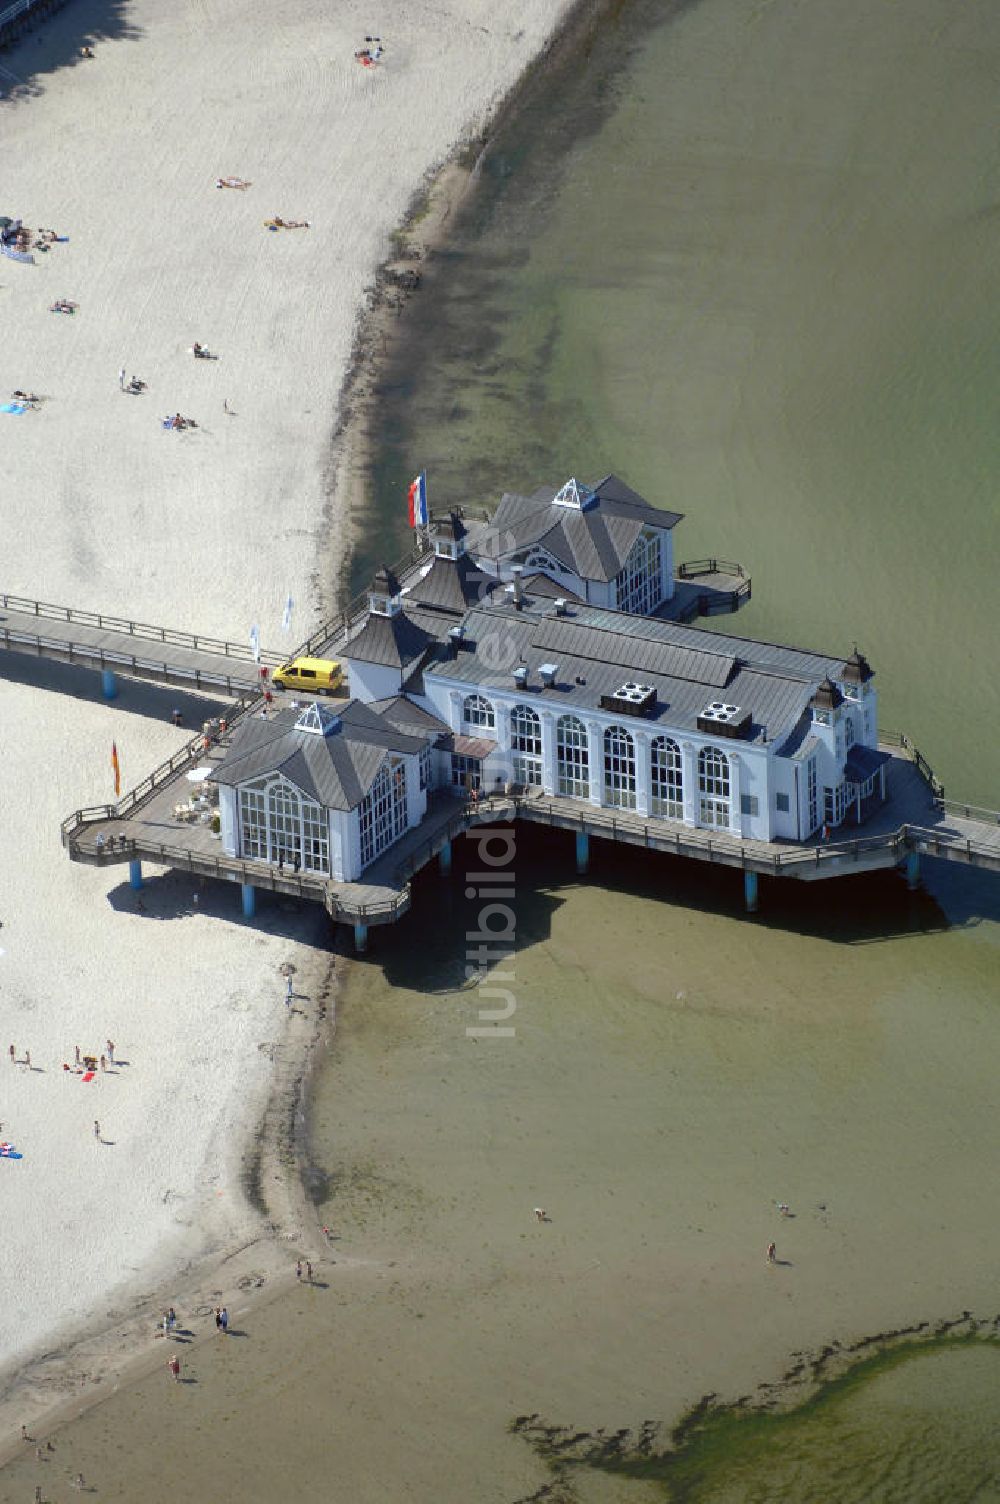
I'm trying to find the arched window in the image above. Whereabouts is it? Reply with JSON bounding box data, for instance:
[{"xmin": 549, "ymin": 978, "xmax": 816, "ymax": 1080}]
[
  {"xmin": 238, "ymin": 773, "xmax": 330, "ymax": 874},
  {"xmin": 359, "ymin": 757, "xmax": 408, "ymax": 869},
  {"xmin": 650, "ymin": 737, "xmax": 683, "ymax": 820},
  {"xmin": 510, "ymin": 704, "xmax": 543, "ymax": 786},
  {"xmin": 603, "ymin": 725, "xmax": 636, "ymax": 810},
  {"xmin": 698, "ymin": 746, "xmax": 730, "ymax": 829},
  {"xmin": 463, "ymin": 693, "xmax": 495, "ymax": 731},
  {"xmin": 615, "ymin": 528, "xmax": 663, "ymax": 616},
  {"xmin": 524, "ymin": 548, "xmax": 565, "ymax": 577},
  {"xmin": 557, "ymin": 715, "xmax": 589, "ymax": 798}
]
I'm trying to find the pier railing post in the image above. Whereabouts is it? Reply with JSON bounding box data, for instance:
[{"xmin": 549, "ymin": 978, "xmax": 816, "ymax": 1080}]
[
  {"xmin": 744, "ymin": 869, "xmax": 759, "ymax": 913},
  {"xmin": 101, "ymin": 667, "xmax": 118, "ymax": 700},
  {"xmin": 128, "ymin": 858, "xmax": 143, "ymax": 890},
  {"xmin": 241, "ymin": 882, "xmax": 256, "ymax": 918},
  {"xmin": 354, "ymin": 920, "xmax": 369, "ymax": 954},
  {"xmin": 439, "ymin": 839, "xmax": 452, "ymax": 878},
  {"xmin": 575, "ymin": 830, "xmax": 590, "ymax": 875},
  {"xmin": 905, "ymin": 850, "xmax": 920, "ymax": 890}
]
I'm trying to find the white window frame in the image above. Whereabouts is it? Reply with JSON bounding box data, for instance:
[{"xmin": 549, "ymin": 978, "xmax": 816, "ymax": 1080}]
[
  {"xmin": 359, "ymin": 757, "xmax": 407, "ymax": 870},
  {"xmin": 650, "ymin": 736, "xmax": 683, "ymax": 820},
  {"xmin": 698, "ymin": 746, "xmax": 730, "ymax": 829},
  {"xmin": 556, "ymin": 714, "xmax": 589, "ymax": 798},
  {"xmin": 603, "ymin": 724, "xmax": 637, "ymax": 810},
  {"xmin": 462, "ymin": 693, "xmax": 495, "ymax": 731},
  {"xmin": 238, "ymin": 773, "xmax": 330, "ymax": 874},
  {"xmin": 615, "ymin": 528, "xmax": 663, "ymax": 617},
  {"xmin": 511, "ymin": 704, "xmax": 543, "ymax": 787}
]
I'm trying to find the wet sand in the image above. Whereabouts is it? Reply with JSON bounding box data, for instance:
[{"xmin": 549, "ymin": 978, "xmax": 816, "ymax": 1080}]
[{"xmin": 1, "ymin": 835, "xmax": 997, "ymax": 1501}]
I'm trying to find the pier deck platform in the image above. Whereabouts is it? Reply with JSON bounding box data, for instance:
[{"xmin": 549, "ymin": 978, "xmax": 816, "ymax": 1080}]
[{"xmin": 61, "ymin": 701, "xmax": 1000, "ymax": 932}]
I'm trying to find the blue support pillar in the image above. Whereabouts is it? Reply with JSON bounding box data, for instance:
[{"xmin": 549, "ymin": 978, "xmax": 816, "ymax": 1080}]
[
  {"xmin": 439, "ymin": 839, "xmax": 452, "ymax": 878},
  {"xmin": 906, "ymin": 850, "xmax": 920, "ymax": 890},
  {"xmin": 101, "ymin": 668, "xmax": 118, "ymax": 700},
  {"xmin": 128, "ymin": 859, "xmax": 143, "ymax": 890},
  {"xmin": 354, "ymin": 921, "xmax": 369, "ymax": 954},
  {"xmin": 744, "ymin": 870, "xmax": 759, "ymax": 914},
  {"xmin": 241, "ymin": 882, "xmax": 256, "ymax": 919},
  {"xmin": 575, "ymin": 830, "xmax": 590, "ymax": 875}
]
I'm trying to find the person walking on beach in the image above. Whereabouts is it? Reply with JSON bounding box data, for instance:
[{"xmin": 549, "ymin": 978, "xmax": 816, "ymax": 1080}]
[
  {"xmin": 93, "ymin": 1119, "xmax": 101, "ymax": 1142},
  {"xmin": 220, "ymin": 1306, "xmax": 229, "ymax": 1334},
  {"xmin": 74, "ymin": 1044, "xmax": 81, "ymax": 1066},
  {"xmin": 118, "ymin": 366, "xmax": 125, "ymax": 391},
  {"xmin": 23, "ymin": 1049, "xmax": 30, "ymax": 1070},
  {"xmin": 9, "ymin": 1044, "xmax": 14, "ymax": 1066},
  {"xmin": 285, "ymin": 975, "xmax": 293, "ymax": 1006},
  {"xmin": 214, "ymin": 1306, "xmax": 222, "ymax": 1332},
  {"xmin": 100, "ymin": 1054, "xmax": 107, "ymax": 1072},
  {"xmin": 107, "ymin": 1040, "xmax": 115, "ymax": 1065},
  {"xmin": 167, "ymin": 1355, "xmax": 181, "ymax": 1382},
  {"xmin": 296, "ymin": 1259, "xmax": 302, "ymax": 1281},
  {"xmin": 766, "ymin": 1242, "xmax": 776, "ymax": 1265},
  {"xmin": 305, "ymin": 1261, "xmax": 313, "ymax": 1282}
]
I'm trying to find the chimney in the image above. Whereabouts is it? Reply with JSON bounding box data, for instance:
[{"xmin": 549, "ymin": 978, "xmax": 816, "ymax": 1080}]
[
  {"xmin": 447, "ymin": 624, "xmax": 464, "ymax": 659},
  {"xmin": 511, "ymin": 564, "xmax": 524, "ymax": 609},
  {"xmin": 538, "ymin": 662, "xmax": 558, "ymax": 689},
  {"xmin": 513, "ymin": 665, "xmax": 528, "ymax": 689},
  {"xmin": 554, "ymin": 597, "xmax": 567, "ymax": 616}
]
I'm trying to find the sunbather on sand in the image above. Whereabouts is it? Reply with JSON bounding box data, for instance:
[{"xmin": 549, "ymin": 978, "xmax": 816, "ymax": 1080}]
[
  {"xmin": 265, "ymin": 217, "xmax": 311, "ymax": 231},
  {"xmin": 216, "ymin": 176, "xmax": 251, "ymax": 190},
  {"xmin": 50, "ymin": 299, "xmax": 77, "ymax": 314}
]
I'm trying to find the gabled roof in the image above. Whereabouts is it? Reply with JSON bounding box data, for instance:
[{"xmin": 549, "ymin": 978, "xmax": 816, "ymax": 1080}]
[
  {"xmin": 210, "ymin": 699, "xmax": 425, "ymax": 811},
  {"xmin": 480, "ymin": 473, "xmax": 683, "ymax": 584}
]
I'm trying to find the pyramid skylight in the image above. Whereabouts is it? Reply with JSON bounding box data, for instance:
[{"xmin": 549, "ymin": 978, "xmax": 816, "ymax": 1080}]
[
  {"xmin": 295, "ymin": 701, "xmax": 341, "ymax": 736},
  {"xmin": 553, "ymin": 477, "xmax": 596, "ymax": 511}
]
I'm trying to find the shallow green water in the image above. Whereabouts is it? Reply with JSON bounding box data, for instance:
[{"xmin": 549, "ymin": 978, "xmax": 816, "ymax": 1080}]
[{"xmin": 346, "ymin": 0, "xmax": 1000, "ymax": 1496}]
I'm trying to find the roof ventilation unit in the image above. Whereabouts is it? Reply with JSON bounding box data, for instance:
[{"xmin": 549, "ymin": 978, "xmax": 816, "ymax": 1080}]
[
  {"xmin": 696, "ymin": 701, "xmax": 752, "ymax": 739},
  {"xmin": 448, "ymin": 624, "xmax": 465, "ymax": 657},
  {"xmin": 513, "ymin": 665, "xmax": 529, "ymax": 689},
  {"xmin": 599, "ymin": 681, "xmax": 657, "ymax": 718},
  {"xmin": 553, "ymin": 597, "xmax": 568, "ymax": 616},
  {"xmin": 538, "ymin": 662, "xmax": 558, "ymax": 689}
]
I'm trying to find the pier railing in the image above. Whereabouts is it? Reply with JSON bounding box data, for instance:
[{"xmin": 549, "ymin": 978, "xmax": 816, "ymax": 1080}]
[
  {"xmin": 677, "ymin": 558, "xmax": 748, "ymax": 580},
  {"xmin": 879, "ymin": 728, "xmax": 944, "ymax": 798},
  {"xmin": 0, "ymin": 591, "xmax": 284, "ymax": 666},
  {"xmin": 61, "ymin": 693, "xmax": 260, "ymax": 845}
]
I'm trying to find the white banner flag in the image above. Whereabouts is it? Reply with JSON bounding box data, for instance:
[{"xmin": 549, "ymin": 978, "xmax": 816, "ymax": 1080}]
[
  {"xmin": 282, "ymin": 594, "xmax": 294, "ymax": 633},
  {"xmin": 249, "ymin": 624, "xmax": 260, "ymax": 663}
]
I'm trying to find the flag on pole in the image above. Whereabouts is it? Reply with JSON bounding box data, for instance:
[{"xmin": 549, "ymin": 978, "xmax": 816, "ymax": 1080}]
[
  {"xmin": 111, "ymin": 741, "xmax": 121, "ymax": 797},
  {"xmin": 249, "ymin": 624, "xmax": 261, "ymax": 664},
  {"xmin": 282, "ymin": 594, "xmax": 294, "ymax": 633},
  {"xmin": 407, "ymin": 471, "xmax": 428, "ymax": 528}
]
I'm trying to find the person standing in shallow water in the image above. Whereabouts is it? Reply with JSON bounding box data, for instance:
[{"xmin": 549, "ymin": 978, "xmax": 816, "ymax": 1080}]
[{"xmin": 220, "ymin": 1306, "xmax": 229, "ymax": 1334}]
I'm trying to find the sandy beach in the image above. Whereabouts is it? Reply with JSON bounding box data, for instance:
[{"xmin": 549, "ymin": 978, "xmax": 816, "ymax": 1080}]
[{"xmin": 0, "ymin": 0, "xmax": 574, "ymax": 1436}]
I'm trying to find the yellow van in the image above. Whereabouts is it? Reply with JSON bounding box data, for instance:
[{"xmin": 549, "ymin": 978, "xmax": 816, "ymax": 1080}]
[{"xmin": 271, "ymin": 656, "xmax": 344, "ymax": 695}]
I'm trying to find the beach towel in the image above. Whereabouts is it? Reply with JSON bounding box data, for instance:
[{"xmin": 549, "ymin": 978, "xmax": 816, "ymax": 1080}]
[
  {"xmin": 81, "ymin": 1070, "xmax": 95, "ymax": 1082},
  {"xmin": 1, "ymin": 403, "xmax": 28, "ymax": 414},
  {"xmin": 0, "ymin": 244, "xmax": 34, "ymax": 264},
  {"xmin": 0, "ymin": 1143, "xmax": 22, "ymax": 1159}
]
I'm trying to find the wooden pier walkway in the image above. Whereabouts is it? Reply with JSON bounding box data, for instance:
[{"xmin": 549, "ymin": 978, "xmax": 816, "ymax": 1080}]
[{"xmin": 0, "ymin": 591, "xmax": 283, "ymax": 696}]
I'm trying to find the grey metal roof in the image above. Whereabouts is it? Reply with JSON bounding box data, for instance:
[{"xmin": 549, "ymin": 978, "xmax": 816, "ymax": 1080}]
[
  {"xmin": 531, "ymin": 619, "xmax": 737, "ymax": 688},
  {"xmin": 211, "ymin": 699, "xmax": 425, "ymax": 810},
  {"xmin": 424, "ymin": 604, "xmax": 854, "ymax": 744},
  {"xmin": 480, "ymin": 473, "xmax": 682, "ymax": 584},
  {"xmin": 845, "ymin": 745, "xmax": 891, "ymax": 783},
  {"xmin": 342, "ymin": 607, "xmax": 435, "ymax": 668},
  {"xmin": 404, "ymin": 552, "xmax": 497, "ymax": 614},
  {"xmin": 366, "ymin": 694, "xmax": 451, "ymax": 741}
]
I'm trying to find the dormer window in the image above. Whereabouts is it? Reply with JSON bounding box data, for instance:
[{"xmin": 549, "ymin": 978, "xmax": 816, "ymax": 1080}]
[{"xmin": 369, "ymin": 564, "xmax": 403, "ymax": 617}]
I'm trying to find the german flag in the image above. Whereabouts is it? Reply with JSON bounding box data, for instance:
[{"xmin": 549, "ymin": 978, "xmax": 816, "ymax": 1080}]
[{"xmin": 112, "ymin": 741, "xmax": 121, "ymax": 797}]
